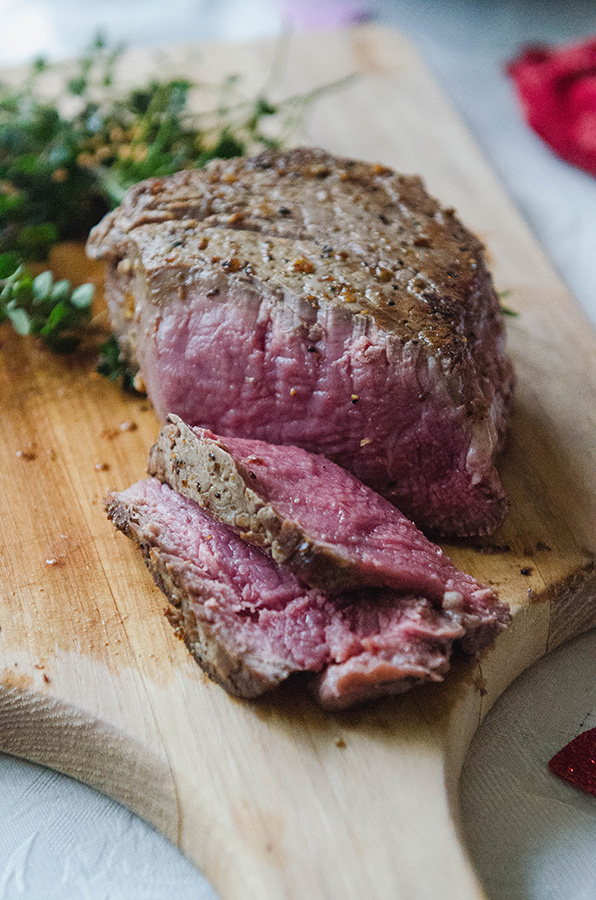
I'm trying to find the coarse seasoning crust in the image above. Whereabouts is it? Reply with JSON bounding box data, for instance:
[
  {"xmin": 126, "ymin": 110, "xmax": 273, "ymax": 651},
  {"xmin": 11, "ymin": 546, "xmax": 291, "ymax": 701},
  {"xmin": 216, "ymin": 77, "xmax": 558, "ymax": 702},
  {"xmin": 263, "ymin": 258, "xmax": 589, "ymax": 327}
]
[
  {"xmin": 147, "ymin": 415, "xmax": 355, "ymax": 592},
  {"xmin": 148, "ymin": 416, "xmax": 510, "ymax": 649},
  {"xmin": 89, "ymin": 147, "xmax": 495, "ymax": 362},
  {"xmin": 88, "ymin": 148, "xmax": 514, "ymax": 536},
  {"xmin": 103, "ymin": 478, "xmax": 471, "ymax": 709},
  {"xmin": 104, "ymin": 487, "xmax": 293, "ymax": 697}
]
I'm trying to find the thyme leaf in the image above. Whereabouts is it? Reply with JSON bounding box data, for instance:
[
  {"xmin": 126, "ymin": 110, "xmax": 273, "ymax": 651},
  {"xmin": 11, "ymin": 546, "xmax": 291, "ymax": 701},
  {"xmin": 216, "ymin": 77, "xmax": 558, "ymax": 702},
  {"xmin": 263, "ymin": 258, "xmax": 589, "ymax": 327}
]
[
  {"xmin": 0, "ymin": 252, "xmax": 94, "ymax": 352},
  {"xmin": 96, "ymin": 335, "xmax": 139, "ymax": 393},
  {"xmin": 498, "ymin": 289, "xmax": 519, "ymax": 317}
]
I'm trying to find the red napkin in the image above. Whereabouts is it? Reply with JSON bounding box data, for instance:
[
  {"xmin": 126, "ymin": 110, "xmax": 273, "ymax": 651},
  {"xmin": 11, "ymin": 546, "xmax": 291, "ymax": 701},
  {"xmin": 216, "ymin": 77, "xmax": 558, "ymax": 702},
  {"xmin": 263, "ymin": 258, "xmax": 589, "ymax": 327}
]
[
  {"xmin": 548, "ymin": 727, "xmax": 596, "ymax": 797},
  {"xmin": 507, "ymin": 37, "xmax": 596, "ymax": 178}
]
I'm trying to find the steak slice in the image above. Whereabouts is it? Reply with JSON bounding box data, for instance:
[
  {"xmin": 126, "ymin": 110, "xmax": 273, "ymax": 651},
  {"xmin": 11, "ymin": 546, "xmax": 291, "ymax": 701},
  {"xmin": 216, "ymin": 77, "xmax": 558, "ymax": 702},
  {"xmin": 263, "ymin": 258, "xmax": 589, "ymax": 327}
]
[
  {"xmin": 88, "ymin": 147, "xmax": 514, "ymax": 536},
  {"xmin": 105, "ymin": 478, "xmax": 470, "ymax": 709},
  {"xmin": 148, "ymin": 414, "xmax": 510, "ymax": 647}
]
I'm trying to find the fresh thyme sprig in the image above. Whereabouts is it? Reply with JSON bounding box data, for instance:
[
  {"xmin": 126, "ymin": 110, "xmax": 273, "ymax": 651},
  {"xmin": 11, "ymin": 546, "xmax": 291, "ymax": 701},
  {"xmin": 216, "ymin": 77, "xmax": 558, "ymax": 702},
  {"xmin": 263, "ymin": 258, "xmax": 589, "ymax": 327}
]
[{"xmin": 0, "ymin": 251, "xmax": 94, "ymax": 352}]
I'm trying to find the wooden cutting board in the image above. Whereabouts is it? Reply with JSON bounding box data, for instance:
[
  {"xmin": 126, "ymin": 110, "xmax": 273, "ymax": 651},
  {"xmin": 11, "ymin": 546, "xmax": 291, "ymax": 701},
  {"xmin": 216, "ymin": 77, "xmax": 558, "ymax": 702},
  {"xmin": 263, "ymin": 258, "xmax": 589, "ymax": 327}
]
[{"xmin": 1, "ymin": 24, "xmax": 595, "ymax": 900}]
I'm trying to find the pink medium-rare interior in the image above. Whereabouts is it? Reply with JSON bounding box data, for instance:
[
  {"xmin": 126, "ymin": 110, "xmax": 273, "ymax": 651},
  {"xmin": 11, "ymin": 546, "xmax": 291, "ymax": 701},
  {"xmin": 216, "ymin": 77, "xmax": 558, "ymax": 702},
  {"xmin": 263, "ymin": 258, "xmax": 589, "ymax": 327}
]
[
  {"xmin": 182, "ymin": 428, "xmax": 508, "ymax": 636},
  {"xmin": 134, "ymin": 283, "xmax": 508, "ymax": 536},
  {"xmin": 201, "ymin": 427, "xmax": 504, "ymax": 619},
  {"xmin": 116, "ymin": 479, "xmax": 466, "ymax": 700}
]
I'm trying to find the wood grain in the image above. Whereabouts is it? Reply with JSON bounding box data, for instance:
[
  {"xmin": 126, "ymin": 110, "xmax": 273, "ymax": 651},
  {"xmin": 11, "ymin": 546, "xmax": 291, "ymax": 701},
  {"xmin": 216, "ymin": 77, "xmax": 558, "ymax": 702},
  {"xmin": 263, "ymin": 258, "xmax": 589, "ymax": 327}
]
[{"xmin": 1, "ymin": 25, "xmax": 595, "ymax": 900}]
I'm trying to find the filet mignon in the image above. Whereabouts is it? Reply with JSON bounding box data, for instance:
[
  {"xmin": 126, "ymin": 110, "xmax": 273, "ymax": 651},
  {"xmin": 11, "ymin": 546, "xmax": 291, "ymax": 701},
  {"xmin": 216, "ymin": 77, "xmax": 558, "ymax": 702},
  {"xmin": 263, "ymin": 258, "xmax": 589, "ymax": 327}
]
[
  {"xmin": 148, "ymin": 414, "xmax": 510, "ymax": 650},
  {"xmin": 88, "ymin": 148, "xmax": 514, "ymax": 536},
  {"xmin": 105, "ymin": 478, "xmax": 485, "ymax": 709}
]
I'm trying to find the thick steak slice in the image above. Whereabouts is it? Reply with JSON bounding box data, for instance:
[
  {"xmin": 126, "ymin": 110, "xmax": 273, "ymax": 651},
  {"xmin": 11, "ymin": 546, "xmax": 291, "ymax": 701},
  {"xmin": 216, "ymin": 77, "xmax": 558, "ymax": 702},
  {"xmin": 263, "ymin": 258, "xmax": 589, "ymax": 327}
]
[
  {"xmin": 148, "ymin": 415, "xmax": 510, "ymax": 647},
  {"xmin": 88, "ymin": 148, "xmax": 514, "ymax": 536},
  {"xmin": 105, "ymin": 478, "xmax": 468, "ymax": 708}
]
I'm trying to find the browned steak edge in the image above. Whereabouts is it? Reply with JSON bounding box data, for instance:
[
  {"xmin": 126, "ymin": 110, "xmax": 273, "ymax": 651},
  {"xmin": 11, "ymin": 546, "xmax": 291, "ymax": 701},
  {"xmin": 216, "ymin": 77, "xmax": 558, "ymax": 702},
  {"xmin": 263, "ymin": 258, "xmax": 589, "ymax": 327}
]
[
  {"xmin": 103, "ymin": 491, "xmax": 291, "ymax": 698},
  {"xmin": 147, "ymin": 415, "xmax": 355, "ymax": 592}
]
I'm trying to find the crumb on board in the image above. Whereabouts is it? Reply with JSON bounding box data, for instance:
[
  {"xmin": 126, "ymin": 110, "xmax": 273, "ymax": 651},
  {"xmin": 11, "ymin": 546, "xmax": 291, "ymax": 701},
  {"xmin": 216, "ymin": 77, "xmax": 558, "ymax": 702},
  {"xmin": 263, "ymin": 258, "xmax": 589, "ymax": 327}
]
[
  {"xmin": 99, "ymin": 426, "xmax": 119, "ymax": 439},
  {"xmin": 100, "ymin": 421, "xmax": 138, "ymax": 438},
  {"xmin": 476, "ymin": 543, "xmax": 511, "ymax": 555},
  {"xmin": 473, "ymin": 675, "xmax": 488, "ymax": 696},
  {"xmin": 16, "ymin": 446, "xmax": 37, "ymax": 461},
  {"xmin": 524, "ymin": 542, "xmax": 553, "ymax": 556},
  {"xmin": 94, "ymin": 462, "xmax": 110, "ymax": 471}
]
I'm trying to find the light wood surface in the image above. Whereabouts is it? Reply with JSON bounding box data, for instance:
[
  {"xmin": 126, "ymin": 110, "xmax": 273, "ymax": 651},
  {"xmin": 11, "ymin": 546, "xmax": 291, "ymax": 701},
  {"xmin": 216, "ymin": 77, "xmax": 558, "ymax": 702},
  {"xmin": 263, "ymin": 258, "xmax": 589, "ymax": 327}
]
[{"xmin": 1, "ymin": 25, "xmax": 595, "ymax": 900}]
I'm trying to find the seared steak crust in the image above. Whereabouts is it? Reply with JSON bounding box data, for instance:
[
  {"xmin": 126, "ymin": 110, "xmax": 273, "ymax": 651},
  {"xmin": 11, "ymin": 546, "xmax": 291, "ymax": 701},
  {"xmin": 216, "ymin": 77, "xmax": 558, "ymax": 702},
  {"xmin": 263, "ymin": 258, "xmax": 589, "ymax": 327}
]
[
  {"xmin": 104, "ymin": 478, "xmax": 471, "ymax": 709},
  {"xmin": 89, "ymin": 148, "xmax": 514, "ymax": 536},
  {"xmin": 147, "ymin": 415, "xmax": 351, "ymax": 591},
  {"xmin": 104, "ymin": 485, "xmax": 292, "ymax": 697},
  {"xmin": 147, "ymin": 415, "xmax": 511, "ymax": 652}
]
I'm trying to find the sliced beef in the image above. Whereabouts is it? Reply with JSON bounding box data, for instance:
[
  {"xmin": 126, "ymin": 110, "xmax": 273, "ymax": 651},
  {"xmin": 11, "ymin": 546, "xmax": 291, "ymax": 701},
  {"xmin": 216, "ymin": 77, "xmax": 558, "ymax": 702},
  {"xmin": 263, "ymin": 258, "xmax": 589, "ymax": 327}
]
[
  {"xmin": 104, "ymin": 478, "xmax": 471, "ymax": 709},
  {"xmin": 88, "ymin": 148, "xmax": 514, "ymax": 537},
  {"xmin": 148, "ymin": 415, "xmax": 510, "ymax": 648}
]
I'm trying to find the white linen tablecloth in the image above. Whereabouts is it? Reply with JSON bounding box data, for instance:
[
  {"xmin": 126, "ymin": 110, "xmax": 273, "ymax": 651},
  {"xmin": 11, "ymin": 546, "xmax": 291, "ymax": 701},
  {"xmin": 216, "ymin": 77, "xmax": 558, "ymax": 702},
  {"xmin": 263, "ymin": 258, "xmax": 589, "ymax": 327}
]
[
  {"xmin": 461, "ymin": 629, "xmax": 596, "ymax": 900},
  {"xmin": 1, "ymin": 1, "xmax": 596, "ymax": 897}
]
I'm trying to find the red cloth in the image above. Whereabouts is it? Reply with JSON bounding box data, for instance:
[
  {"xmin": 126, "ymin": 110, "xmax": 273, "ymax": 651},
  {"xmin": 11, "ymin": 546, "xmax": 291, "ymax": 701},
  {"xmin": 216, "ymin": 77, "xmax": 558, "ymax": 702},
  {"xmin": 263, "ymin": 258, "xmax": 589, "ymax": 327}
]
[
  {"xmin": 548, "ymin": 727, "xmax": 596, "ymax": 797},
  {"xmin": 507, "ymin": 37, "xmax": 596, "ymax": 177}
]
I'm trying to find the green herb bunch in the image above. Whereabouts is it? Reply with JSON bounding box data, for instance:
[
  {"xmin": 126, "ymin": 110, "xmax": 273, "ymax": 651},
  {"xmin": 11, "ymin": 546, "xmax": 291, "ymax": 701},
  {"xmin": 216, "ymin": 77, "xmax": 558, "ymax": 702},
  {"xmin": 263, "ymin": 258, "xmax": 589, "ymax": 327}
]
[{"xmin": 0, "ymin": 251, "xmax": 94, "ymax": 352}]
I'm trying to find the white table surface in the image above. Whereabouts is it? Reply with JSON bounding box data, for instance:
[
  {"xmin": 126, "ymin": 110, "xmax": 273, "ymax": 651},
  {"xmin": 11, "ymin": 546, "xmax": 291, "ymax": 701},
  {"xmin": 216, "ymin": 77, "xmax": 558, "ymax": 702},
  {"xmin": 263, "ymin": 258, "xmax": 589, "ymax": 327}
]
[{"xmin": 1, "ymin": 1, "xmax": 596, "ymax": 898}]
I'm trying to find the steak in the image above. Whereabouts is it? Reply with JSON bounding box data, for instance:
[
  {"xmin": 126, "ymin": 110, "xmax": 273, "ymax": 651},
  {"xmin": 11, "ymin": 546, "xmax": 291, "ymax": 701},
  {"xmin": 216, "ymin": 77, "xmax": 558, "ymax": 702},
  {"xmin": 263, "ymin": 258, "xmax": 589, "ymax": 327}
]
[
  {"xmin": 105, "ymin": 478, "xmax": 476, "ymax": 709},
  {"xmin": 88, "ymin": 147, "xmax": 514, "ymax": 536},
  {"xmin": 148, "ymin": 414, "xmax": 510, "ymax": 649}
]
